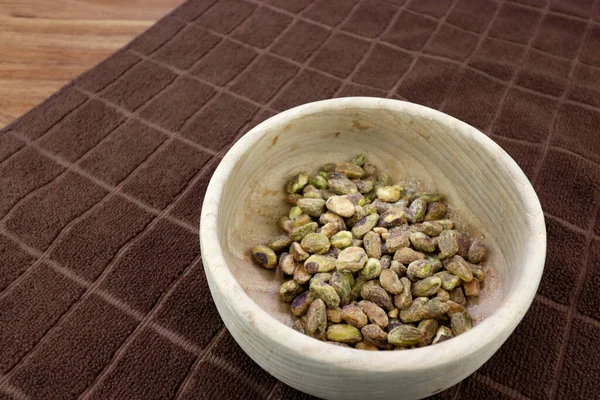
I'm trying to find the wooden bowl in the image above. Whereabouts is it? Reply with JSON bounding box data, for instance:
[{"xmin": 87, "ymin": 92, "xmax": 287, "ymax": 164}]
[{"xmin": 200, "ymin": 98, "xmax": 546, "ymax": 399}]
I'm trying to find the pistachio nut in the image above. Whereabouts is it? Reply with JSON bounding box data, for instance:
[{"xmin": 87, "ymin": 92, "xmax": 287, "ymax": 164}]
[
  {"xmin": 436, "ymin": 271, "xmax": 461, "ymax": 291},
  {"xmin": 463, "ymin": 278, "xmax": 480, "ymax": 297},
  {"xmin": 390, "ymin": 260, "xmax": 407, "ymax": 277},
  {"xmin": 456, "ymin": 232, "xmax": 470, "ymax": 258},
  {"xmin": 412, "ymin": 221, "xmax": 443, "ymax": 237},
  {"xmin": 336, "ymin": 246, "xmax": 368, "ymax": 273},
  {"xmin": 251, "ymin": 245, "xmax": 277, "ymax": 269},
  {"xmin": 301, "ymin": 233, "xmax": 331, "ymax": 254},
  {"xmin": 399, "ymin": 297, "xmax": 427, "ymax": 323},
  {"xmin": 289, "ymin": 222, "xmax": 318, "ymax": 241},
  {"xmin": 443, "ymin": 255, "xmax": 474, "ymax": 282},
  {"xmin": 385, "ymin": 230, "xmax": 411, "ymax": 253},
  {"xmin": 407, "ymin": 259, "xmax": 434, "ymax": 281},
  {"xmin": 394, "ymin": 247, "xmax": 425, "ymax": 264},
  {"xmin": 388, "ymin": 308, "xmax": 399, "ymax": 319},
  {"xmin": 321, "ymin": 163, "xmax": 337, "ymax": 172},
  {"xmin": 361, "ymin": 324, "xmax": 388, "ymax": 347},
  {"xmin": 335, "ymin": 162, "xmax": 365, "ymax": 179},
  {"xmin": 377, "ymin": 208, "xmax": 407, "ymax": 228},
  {"xmin": 449, "ymin": 287, "xmax": 466, "ymax": 306},
  {"xmin": 351, "ymin": 238, "xmax": 363, "ymax": 247},
  {"xmin": 356, "ymin": 258, "xmax": 379, "ymax": 281},
  {"xmin": 468, "ymin": 240, "xmax": 487, "ymax": 264},
  {"xmin": 297, "ymin": 198, "xmax": 326, "ymax": 217},
  {"xmin": 330, "ymin": 271, "xmax": 354, "ymax": 307},
  {"xmin": 376, "ymin": 186, "xmax": 402, "ymax": 202},
  {"xmin": 327, "ymin": 324, "xmax": 362, "ymax": 344},
  {"xmin": 309, "ymin": 175, "xmax": 328, "ymax": 190},
  {"xmin": 387, "ymin": 318, "xmax": 403, "ymax": 332},
  {"xmin": 326, "ymin": 308, "xmax": 343, "ymax": 323},
  {"xmin": 269, "ymin": 235, "xmax": 293, "ymax": 252},
  {"xmin": 293, "ymin": 263, "xmax": 312, "ymax": 284},
  {"xmin": 330, "ymin": 231, "xmax": 353, "ymax": 249},
  {"xmin": 437, "ymin": 288, "xmax": 451, "ymax": 302},
  {"xmin": 279, "ymin": 280, "xmax": 304, "ymax": 302},
  {"xmin": 355, "ymin": 342, "xmax": 379, "ymax": 351},
  {"xmin": 424, "ymin": 202, "xmax": 447, "ymax": 221},
  {"xmin": 287, "ymin": 194, "xmax": 302, "ymax": 206},
  {"xmin": 290, "ymin": 214, "xmax": 313, "ymax": 228},
  {"xmin": 411, "ymin": 276, "xmax": 442, "ymax": 297},
  {"xmin": 279, "ymin": 253, "xmax": 296, "ymax": 275},
  {"xmin": 471, "ymin": 267, "xmax": 485, "ymax": 283},
  {"xmin": 319, "ymin": 222, "xmax": 341, "ymax": 238},
  {"xmin": 418, "ymin": 319, "xmax": 439, "ymax": 346},
  {"xmin": 291, "ymin": 291, "xmax": 315, "ymax": 317},
  {"xmin": 380, "ymin": 254, "xmax": 392, "ymax": 269},
  {"xmin": 432, "ymin": 326, "xmax": 453, "ymax": 345},
  {"xmin": 303, "ymin": 190, "xmax": 323, "ymax": 199},
  {"xmin": 278, "ymin": 216, "xmax": 293, "ymax": 233},
  {"xmin": 341, "ymin": 304, "xmax": 368, "ymax": 328},
  {"xmin": 394, "ymin": 277, "xmax": 413, "ymax": 310},
  {"xmin": 327, "ymin": 247, "xmax": 341, "ymax": 259},
  {"xmin": 371, "ymin": 200, "xmax": 392, "ymax": 214},
  {"xmin": 309, "ymin": 280, "xmax": 341, "ymax": 309},
  {"xmin": 406, "ymin": 198, "xmax": 427, "ymax": 223},
  {"xmin": 353, "ymin": 179, "xmax": 374, "ymax": 194},
  {"xmin": 410, "ymin": 232, "xmax": 436, "ymax": 253},
  {"xmin": 358, "ymin": 300, "xmax": 389, "ymax": 329},
  {"xmin": 326, "ymin": 196, "xmax": 356, "ymax": 217},
  {"xmin": 320, "ymin": 212, "xmax": 346, "ymax": 228},
  {"xmin": 345, "ymin": 193, "xmax": 366, "ymax": 206},
  {"xmin": 351, "ymin": 154, "xmax": 367, "ymax": 166},
  {"xmin": 421, "ymin": 298, "xmax": 450, "ymax": 319},
  {"xmin": 388, "ymin": 325, "xmax": 422, "ymax": 346},
  {"xmin": 304, "ymin": 254, "xmax": 336, "ymax": 274},
  {"xmin": 437, "ymin": 230, "xmax": 459, "ymax": 259},
  {"xmin": 345, "ymin": 205, "xmax": 366, "ymax": 228},
  {"xmin": 361, "ymin": 280, "xmax": 394, "ymax": 310},
  {"xmin": 380, "ymin": 269, "xmax": 403, "ymax": 294},
  {"xmin": 363, "ymin": 163, "xmax": 377, "ymax": 177},
  {"xmin": 288, "ymin": 206, "xmax": 302, "ymax": 220},
  {"xmin": 415, "ymin": 192, "xmax": 443, "ymax": 202},
  {"xmin": 451, "ymin": 311, "xmax": 472, "ymax": 335},
  {"xmin": 436, "ymin": 219, "xmax": 454, "ymax": 230},
  {"xmin": 290, "ymin": 242, "xmax": 309, "ymax": 262},
  {"xmin": 363, "ymin": 231, "xmax": 382, "ymax": 259},
  {"xmin": 428, "ymin": 256, "xmax": 443, "ymax": 272},
  {"xmin": 351, "ymin": 213, "xmax": 379, "ymax": 238},
  {"xmin": 350, "ymin": 278, "xmax": 366, "ymax": 302},
  {"xmin": 363, "ymin": 203, "xmax": 377, "ymax": 215},
  {"xmin": 328, "ymin": 178, "xmax": 358, "ymax": 195},
  {"xmin": 312, "ymin": 272, "xmax": 332, "ymax": 285},
  {"xmin": 446, "ymin": 300, "xmax": 466, "ymax": 317},
  {"xmin": 292, "ymin": 318, "xmax": 306, "ymax": 334},
  {"xmin": 306, "ymin": 298, "xmax": 327, "ymax": 340},
  {"xmin": 286, "ymin": 172, "xmax": 309, "ymax": 194},
  {"xmin": 326, "ymin": 171, "xmax": 348, "ymax": 180}
]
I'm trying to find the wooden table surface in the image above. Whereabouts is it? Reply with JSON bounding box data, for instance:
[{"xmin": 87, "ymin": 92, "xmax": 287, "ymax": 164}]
[{"xmin": 0, "ymin": 0, "xmax": 185, "ymax": 128}]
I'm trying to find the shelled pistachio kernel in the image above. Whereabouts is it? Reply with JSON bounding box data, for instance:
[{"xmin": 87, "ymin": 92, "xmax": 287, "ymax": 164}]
[
  {"xmin": 286, "ymin": 172, "xmax": 309, "ymax": 194},
  {"xmin": 251, "ymin": 245, "xmax": 277, "ymax": 269}
]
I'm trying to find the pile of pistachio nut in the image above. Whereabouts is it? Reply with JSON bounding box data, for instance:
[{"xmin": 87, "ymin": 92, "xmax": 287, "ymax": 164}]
[{"xmin": 251, "ymin": 154, "xmax": 487, "ymax": 350}]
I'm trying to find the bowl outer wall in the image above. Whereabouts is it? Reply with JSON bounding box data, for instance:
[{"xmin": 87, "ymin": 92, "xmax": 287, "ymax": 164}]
[{"xmin": 199, "ymin": 97, "xmax": 546, "ymax": 399}]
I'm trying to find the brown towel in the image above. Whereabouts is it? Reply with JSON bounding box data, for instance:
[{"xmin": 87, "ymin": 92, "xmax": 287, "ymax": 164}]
[{"xmin": 1, "ymin": 0, "xmax": 599, "ymax": 398}]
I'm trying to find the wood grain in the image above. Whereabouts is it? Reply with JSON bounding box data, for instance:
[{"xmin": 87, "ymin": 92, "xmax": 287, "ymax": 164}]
[{"xmin": 0, "ymin": 0, "xmax": 185, "ymax": 128}]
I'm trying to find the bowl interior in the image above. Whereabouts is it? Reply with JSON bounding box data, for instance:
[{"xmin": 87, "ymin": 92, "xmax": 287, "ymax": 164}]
[{"xmin": 217, "ymin": 99, "xmax": 539, "ymax": 328}]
